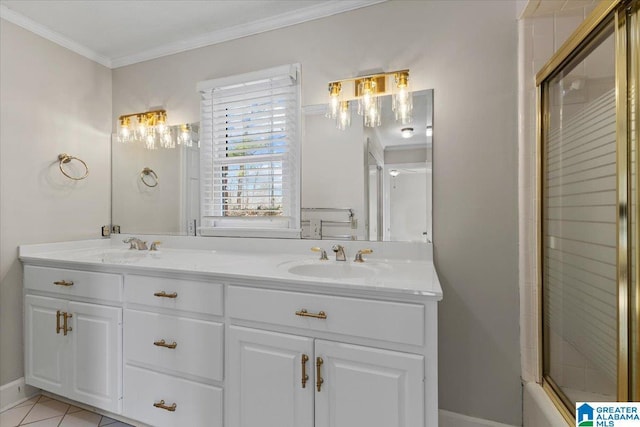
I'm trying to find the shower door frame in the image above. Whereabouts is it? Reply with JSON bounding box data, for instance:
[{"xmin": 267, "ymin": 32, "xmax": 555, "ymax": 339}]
[{"xmin": 536, "ymin": 0, "xmax": 640, "ymax": 422}]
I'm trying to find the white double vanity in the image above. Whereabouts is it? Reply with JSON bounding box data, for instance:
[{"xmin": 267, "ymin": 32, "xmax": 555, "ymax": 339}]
[{"xmin": 20, "ymin": 236, "xmax": 441, "ymax": 427}]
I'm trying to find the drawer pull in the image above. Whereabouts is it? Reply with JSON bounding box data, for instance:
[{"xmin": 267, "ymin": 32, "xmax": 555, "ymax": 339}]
[
  {"xmin": 154, "ymin": 291, "xmax": 178, "ymax": 299},
  {"xmin": 63, "ymin": 312, "xmax": 72, "ymax": 336},
  {"xmin": 295, "ymin": 309, "xmax": 327, "ymax": 319},
  {"xmin": 153, "ymin": 400, "xmax": 177, "ymax": 412},
  {"xmin": 53, "ymin": 280, "xmax": 74, "ymax": 287},
  {"xmin": 301, "ymin": 354, "xmax": 309, "ymax": 388},
  {"xmin": 153, "ymin": 339, "xmax": 177, "ymax": 349},
  {"xmin": 316, "ymin": 357, "xmax": 324, "ymax": 392},
  {"xmin": 56, "ymin": 310, "xmax": 63, "ymax": 334}
]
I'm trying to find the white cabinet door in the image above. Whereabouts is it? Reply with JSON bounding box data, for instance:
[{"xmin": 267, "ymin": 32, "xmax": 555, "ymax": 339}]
[
  {"xmin": 24, "ymin": 295, "xmax": 66, "ymax": 394},
  {"xmin": 68, "ymin": 301, "xmax": 122, "ymax": 413},
  {"xmin": 315, "ymin": 340, "xmax": 424, "ymax": 427},
  {"xmin": 228, "ymin": 326, "xmax": 314, "ymax": 427}
]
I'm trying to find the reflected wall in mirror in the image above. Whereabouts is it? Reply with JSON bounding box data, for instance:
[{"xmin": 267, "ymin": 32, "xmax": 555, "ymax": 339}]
[
  {"xmin": 111, "ymin": 124, "xmax": 200, "ymax": 235},
  {"xmin": 111, "ymin": 91, "xmax": 432, "ymax": 242},
  {"xmin": 302, "ymin": 89, "xmax": 433, "ymax": 242}
]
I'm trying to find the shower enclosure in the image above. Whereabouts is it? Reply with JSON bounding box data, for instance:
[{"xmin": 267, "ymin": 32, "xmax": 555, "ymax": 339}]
[{"xmin": 538, "ymin": 0, "xmax": 639, "ymax": 420}]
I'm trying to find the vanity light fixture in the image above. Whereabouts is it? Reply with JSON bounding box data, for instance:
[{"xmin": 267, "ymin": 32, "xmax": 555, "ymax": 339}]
[
  {"xmin": 401, "ymin": 127, "xmax": 414, "ymax": 138},
  {"xmin": 426, "ymin": 126, "xmax": 433, "ymax": 137},
  {"xmin": 389, "ymin": 169, "xmax": 400, "ymax": 177},
  {"xmin": 118, "ymin": 109, "xmax": 191, "ymax": 150},
  {"xmin": 326, "ymin": 69, "xmax": 413, "ymax": 130}
]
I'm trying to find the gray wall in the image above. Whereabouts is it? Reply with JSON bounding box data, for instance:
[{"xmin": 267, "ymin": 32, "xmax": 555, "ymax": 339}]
[{"xmin": 0, "ymin": 20, "xmax": 112, "ymax": 386}]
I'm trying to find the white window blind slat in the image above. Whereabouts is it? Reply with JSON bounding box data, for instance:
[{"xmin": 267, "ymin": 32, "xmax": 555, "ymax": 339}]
[{"xmin": 199, "ymin": 64, "xmax": 301, "ymax": 234}]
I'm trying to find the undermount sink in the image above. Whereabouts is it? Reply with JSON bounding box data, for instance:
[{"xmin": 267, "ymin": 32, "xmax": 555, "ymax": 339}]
[{"xmin": 285, "ymin": 261, "xmax": 377, "ymax": 279}]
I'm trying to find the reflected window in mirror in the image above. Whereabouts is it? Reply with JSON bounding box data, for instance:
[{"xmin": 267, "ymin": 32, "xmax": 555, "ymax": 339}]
[{"xmin": 197, "ymin": 64, "xmax": 301, "ymax": 238}]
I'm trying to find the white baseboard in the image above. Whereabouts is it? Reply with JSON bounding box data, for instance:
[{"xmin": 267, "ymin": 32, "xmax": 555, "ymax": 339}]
[
  {"xmin": 440, "ymin": 409, "xmax": 520, "ymax": 427},
  {"xmin": 0, "ymin": 377, "xmax": 39, "ymax": 412}
]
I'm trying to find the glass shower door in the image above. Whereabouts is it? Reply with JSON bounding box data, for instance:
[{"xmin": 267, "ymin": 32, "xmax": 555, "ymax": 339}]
[{"xmin": 542, "ymin": 20, "xmax": 617, "ymax": 406}]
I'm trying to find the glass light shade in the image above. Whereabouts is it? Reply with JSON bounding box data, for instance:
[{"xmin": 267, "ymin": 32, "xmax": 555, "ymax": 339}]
[
  {"xmin": 179, "ymin": 124, "xmax": 194, "ymax": 147},
  {"xmin": 401, "ymin": 127, "xmax": 414, "ymax": 138},
  {"xmin": 363, "ymin": 95, "xmax": 381, "ymax": 128},
  {"xmin": 160, "ymin": 129, "xmax": 174, "ymax": 149},
  {"xmin": 336, "ymin": 101, "xmax": 351, "ymax": 130},
  {"xmin": 135, "ymin": 115, "xmax": 149, "ymax": 140},
  {"xmin": 389, "ymin": 169, "xmax": 400, "ymax": 177},
  {"xmin": 145, "ymin": 132, "xmax": 157, "ymax": 150},
  {"xmin": 118, "ymin": 117, "xmax": 132, "ymax": 143},
  {"xmin": 357, "ymin": 79, "xmax": 377, "ymax": 116},
  {"xmin": 325, "ymin": 82, "xmax": 342, "ymax": 119},
  {"xmin": 155, "ymin": 112, "xmax": 168, "ymax": 136},
  {"xmin": 392, "ymin": 72, "xmax": 413, "ymax": 124}
]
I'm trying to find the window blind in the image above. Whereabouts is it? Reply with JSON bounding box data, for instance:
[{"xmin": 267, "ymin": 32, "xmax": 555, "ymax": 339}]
[{"xmin": 198, "ymin": 65, "xmax": 301, "ymax": 236}]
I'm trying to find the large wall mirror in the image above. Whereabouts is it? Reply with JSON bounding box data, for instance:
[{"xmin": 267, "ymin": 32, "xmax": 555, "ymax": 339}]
[{"xmin": 111, "ymin": 90, "xmax": 433, "ymax": 242}]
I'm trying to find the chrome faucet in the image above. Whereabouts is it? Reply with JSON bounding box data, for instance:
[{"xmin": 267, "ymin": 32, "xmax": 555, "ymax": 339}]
[
  {"xmin": 123, "ymin": 237, "xmax": 148, "ymax": 250},
  {"xmin": 332, "ymin": 244, "xmax": 346, "ymax": 261}
]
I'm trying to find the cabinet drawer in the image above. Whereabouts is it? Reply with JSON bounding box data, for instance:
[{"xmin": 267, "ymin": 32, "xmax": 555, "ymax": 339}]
[
  {"xmin": 124, "ymin": 275, "xmax": 223, "ymax": 316},
  {"xmin": 124, "ymin": 309, "xmax": 223, "ymax": 381},
  {"xmin": 24, "ymin": 265, "xmax": 122, "ymax": 303},
  {"xmin": 228, "ymin": 286, "xmax": 424, "ymax": 346},
  {"xmin": 124, "ymin": 365, "xmax": 222, "ymax": 427}
]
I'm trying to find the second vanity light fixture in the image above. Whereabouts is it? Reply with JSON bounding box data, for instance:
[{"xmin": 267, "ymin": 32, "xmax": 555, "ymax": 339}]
[
  {"xmin": 118, "ymin": 110, "xmax": 198, "ymax": 150},
  {"xmin": 326, "ymin": 69, "xmax": 413, "ymax": 130}
]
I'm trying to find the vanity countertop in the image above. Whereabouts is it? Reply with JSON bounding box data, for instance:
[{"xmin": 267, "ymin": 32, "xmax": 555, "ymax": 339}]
[{"xmin": 19, "ymin": 237, "xmax": 442, "ymax": 299}]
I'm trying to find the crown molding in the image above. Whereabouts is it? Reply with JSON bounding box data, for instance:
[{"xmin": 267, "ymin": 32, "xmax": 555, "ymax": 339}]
[
  {"xmin": 1, "ymin": 0, "xmax": 385, "ymax": 69},
  {"xmin": 0, "ymin": 4, "xmax": 112, "ymax": 68},
  {"xmin": 110, "ymin": 0, "xmax": 387, "ymax": 68}
]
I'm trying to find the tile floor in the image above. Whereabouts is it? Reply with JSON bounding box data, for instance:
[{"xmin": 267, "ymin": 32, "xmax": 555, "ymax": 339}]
[{"xmin": 0, "ymin": 395, "xmax": 134, "ymax": 427}]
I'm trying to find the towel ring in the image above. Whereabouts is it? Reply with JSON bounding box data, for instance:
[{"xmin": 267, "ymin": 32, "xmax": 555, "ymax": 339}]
[
  {"xmin": 58, "ymin": 153, "xmax": 89, "ymax": 181},
  {"xmin": 141, "ymin": 167, "xmax": 159, "ymax": 187}
]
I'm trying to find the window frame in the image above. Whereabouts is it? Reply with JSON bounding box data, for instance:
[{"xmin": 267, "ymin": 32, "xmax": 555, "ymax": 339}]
[{"xmin": 197, "ymin": 64, "xmax": 301, "ymax": 238}]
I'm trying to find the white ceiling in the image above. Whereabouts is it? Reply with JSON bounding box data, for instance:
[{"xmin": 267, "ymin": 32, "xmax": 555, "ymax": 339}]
[{"xmin": 0, "ymin": 0, "xmax": 384, "ymax": 68}]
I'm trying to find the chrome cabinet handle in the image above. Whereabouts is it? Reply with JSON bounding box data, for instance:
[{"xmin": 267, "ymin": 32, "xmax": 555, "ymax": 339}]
[
  {"xmin": 301, "ymin": 354, "xmax": 309, "ymax": 388},
  {"xmin": 296, "ymin": 309, "xmax": 327, "ymax": 319},
  {"xmin": 316, "ymin": 357, "xmax": 324, "ymax": 392},
  {"xmin": 54, "ymin": 280, "xmax": 74, "ymax": 287},
  {"xmin": 153, "ymin": 400, "xmax": 176, "ymax": 412},
  {"xmin": 153, "ymin": 291, "xmax": 178, "ymax": 298},
  {"xmin": 153, "ymin": 339, "xmax": 177, "ymax": 349}
]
